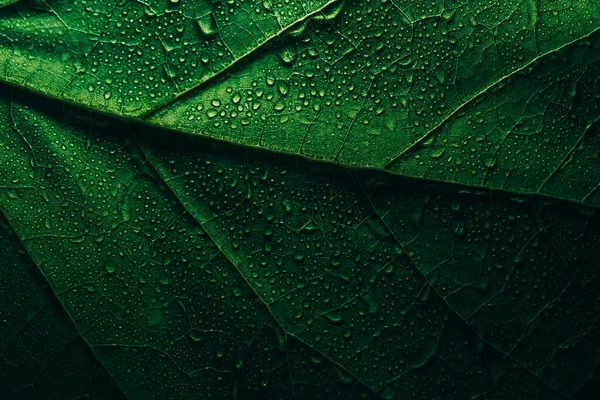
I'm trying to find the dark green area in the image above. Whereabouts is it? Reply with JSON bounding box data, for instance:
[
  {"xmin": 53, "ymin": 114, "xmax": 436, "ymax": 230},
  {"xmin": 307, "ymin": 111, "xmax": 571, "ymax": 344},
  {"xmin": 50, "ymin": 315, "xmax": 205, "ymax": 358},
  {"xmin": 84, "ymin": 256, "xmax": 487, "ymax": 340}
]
[
  {"xmin": 0, "ymin": 84, "xmax": 598, "ymax": 398},
  {"xmin": 0, "ymin": 213, "xmax": 126, "ymax": 399},
  {"xmin": 0, "ymin": 0, "xmax": 599, "ymax": 399}
]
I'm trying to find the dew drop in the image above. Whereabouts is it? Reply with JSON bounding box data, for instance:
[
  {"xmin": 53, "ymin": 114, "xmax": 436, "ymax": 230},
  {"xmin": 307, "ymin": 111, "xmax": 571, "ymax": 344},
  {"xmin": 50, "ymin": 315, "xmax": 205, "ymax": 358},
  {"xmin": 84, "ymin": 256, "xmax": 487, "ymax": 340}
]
[
  {"xmin": 195, "ymin": 13, "xmax": 218, "ymax": 38},
  {"xmin": 277, "ymin": 81, "xmax": 289, "ymax": 96},
  {"xmin": 277, "ymin": 48, "xmax": 297, "ymax": 66}
]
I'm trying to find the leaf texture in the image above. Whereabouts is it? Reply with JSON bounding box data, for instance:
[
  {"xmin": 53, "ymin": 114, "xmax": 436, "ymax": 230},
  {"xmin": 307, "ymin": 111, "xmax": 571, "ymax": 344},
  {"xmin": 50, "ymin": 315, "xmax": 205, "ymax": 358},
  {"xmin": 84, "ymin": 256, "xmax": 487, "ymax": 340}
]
[
  {"xmin": 1, "ymin": 1, "xmax": 600, "ymax": 398},
  {"xmin": 0, "ymin": 1, "xmax": 599, "ymax": 204},
  {"xmin": 0, "ymin": 212, "xmax": 126, "ymax": 399},
  {"xmin": 0, "ymin": 86, "xmax": 599, "ymax": 398}
]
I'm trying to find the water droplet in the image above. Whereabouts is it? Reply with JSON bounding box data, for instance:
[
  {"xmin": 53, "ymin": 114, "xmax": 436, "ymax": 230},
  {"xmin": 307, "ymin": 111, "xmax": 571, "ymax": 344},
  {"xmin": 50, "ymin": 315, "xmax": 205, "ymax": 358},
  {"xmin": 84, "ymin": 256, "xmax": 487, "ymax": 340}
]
[
  {"xmin": 314, "ymin": 1, "xmax": 344, "ymax": 22},
  {"xmin": 325, "ymin": 310, "xmax": 343, "ymax": 323},
  {"xmin": 288, "ymin": 22, "xmax": 307, "ymax": 37},
  {"xmin": 159, "ymin": 276, "xmax": 170, "ymax": 285},
  {"xmin": 83, "ymin": 283, "xmax": 96, "ymax": 293},
  {"xmin": 277, "ymin": 81, "xmax": 289, "ymax": 96},
  {"xmin": 274, "ymin": 99, "xmax": 286, "ymax": 112},
  {"xmin": 196, "ymin": 14, "xmax": 218, "ymax": 38},
  {"xmin": 429, "ymin": 148, "xmax": 445, "ymax": 158},
  {"xmin": 278, "ymin": 48, "xmax": 297, "ymax": 66}
]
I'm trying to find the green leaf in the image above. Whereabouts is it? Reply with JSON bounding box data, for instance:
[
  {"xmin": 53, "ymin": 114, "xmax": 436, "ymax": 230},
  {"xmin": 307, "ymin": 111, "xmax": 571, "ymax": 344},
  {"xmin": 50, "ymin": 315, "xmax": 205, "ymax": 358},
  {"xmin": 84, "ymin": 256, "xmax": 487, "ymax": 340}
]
[
  {"xmin": 0, "ymin": 87, "xmax": 381, "ymax": 399},
  {"xmin": 0, "ymin": 212, "xmax": 126, "ymax": 399},
  {"xmin": 0, "ymin": 1, "xmax": 599, "ymax": 399},
  {"xmin": 0, "ymin": 85, "xmax": 599, "ymax": 398},
  {"xmin": 1, "ymin": 0, "xmax": 599, "ymax": 204},
  {"xmin": 0, "ymin": 0, "xmax": 335, "ymax": 114}
]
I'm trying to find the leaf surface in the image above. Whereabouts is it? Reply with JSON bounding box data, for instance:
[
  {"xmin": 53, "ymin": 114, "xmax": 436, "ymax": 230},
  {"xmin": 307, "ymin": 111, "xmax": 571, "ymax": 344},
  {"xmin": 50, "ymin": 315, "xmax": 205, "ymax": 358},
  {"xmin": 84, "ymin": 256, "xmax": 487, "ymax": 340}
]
[
  {"xmin": 0, "ymin": 86, "xmax": 599, "ymax": 398},
  {"xmin": 0, "ymin": 212, "xmax": 126, "ymax": 399},
  {"xmin": 0, "ymin": 88, "xmax": 381, "ymax": 399},
  {"xmin": 0, "ymin": 0, "xmax": 599, "ymax": 204}
]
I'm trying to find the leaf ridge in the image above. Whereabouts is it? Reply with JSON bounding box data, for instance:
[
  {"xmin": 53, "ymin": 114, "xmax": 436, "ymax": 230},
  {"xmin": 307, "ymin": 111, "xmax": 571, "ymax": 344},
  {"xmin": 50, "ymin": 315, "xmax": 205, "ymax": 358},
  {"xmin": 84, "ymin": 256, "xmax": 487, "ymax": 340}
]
[
  {"xmin": 382, "ymin": 25, "xmax": 600, "ymax": 169},
  {"xmin": 0, "ymin": 71, "xmax": 598, "ymax": 208},
  {"xmin": 133, "ymin": 138, "xmax": 384, "ymax": 398},
  {"xmin": 139, "ymin": 0, "xmax": 341, "ymax": 120}
]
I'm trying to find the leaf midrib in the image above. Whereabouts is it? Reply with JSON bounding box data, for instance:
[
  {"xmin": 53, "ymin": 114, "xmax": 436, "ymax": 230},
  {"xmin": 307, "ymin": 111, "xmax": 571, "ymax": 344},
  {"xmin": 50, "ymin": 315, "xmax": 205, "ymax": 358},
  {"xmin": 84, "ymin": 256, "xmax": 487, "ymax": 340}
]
[
  {"xmin": 2, "ymin": 76, "xmax": 598, "ymax": 212},
  {"xmin": 1, "ymin": 31, "xmax": 598, "ymax": 209}
]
